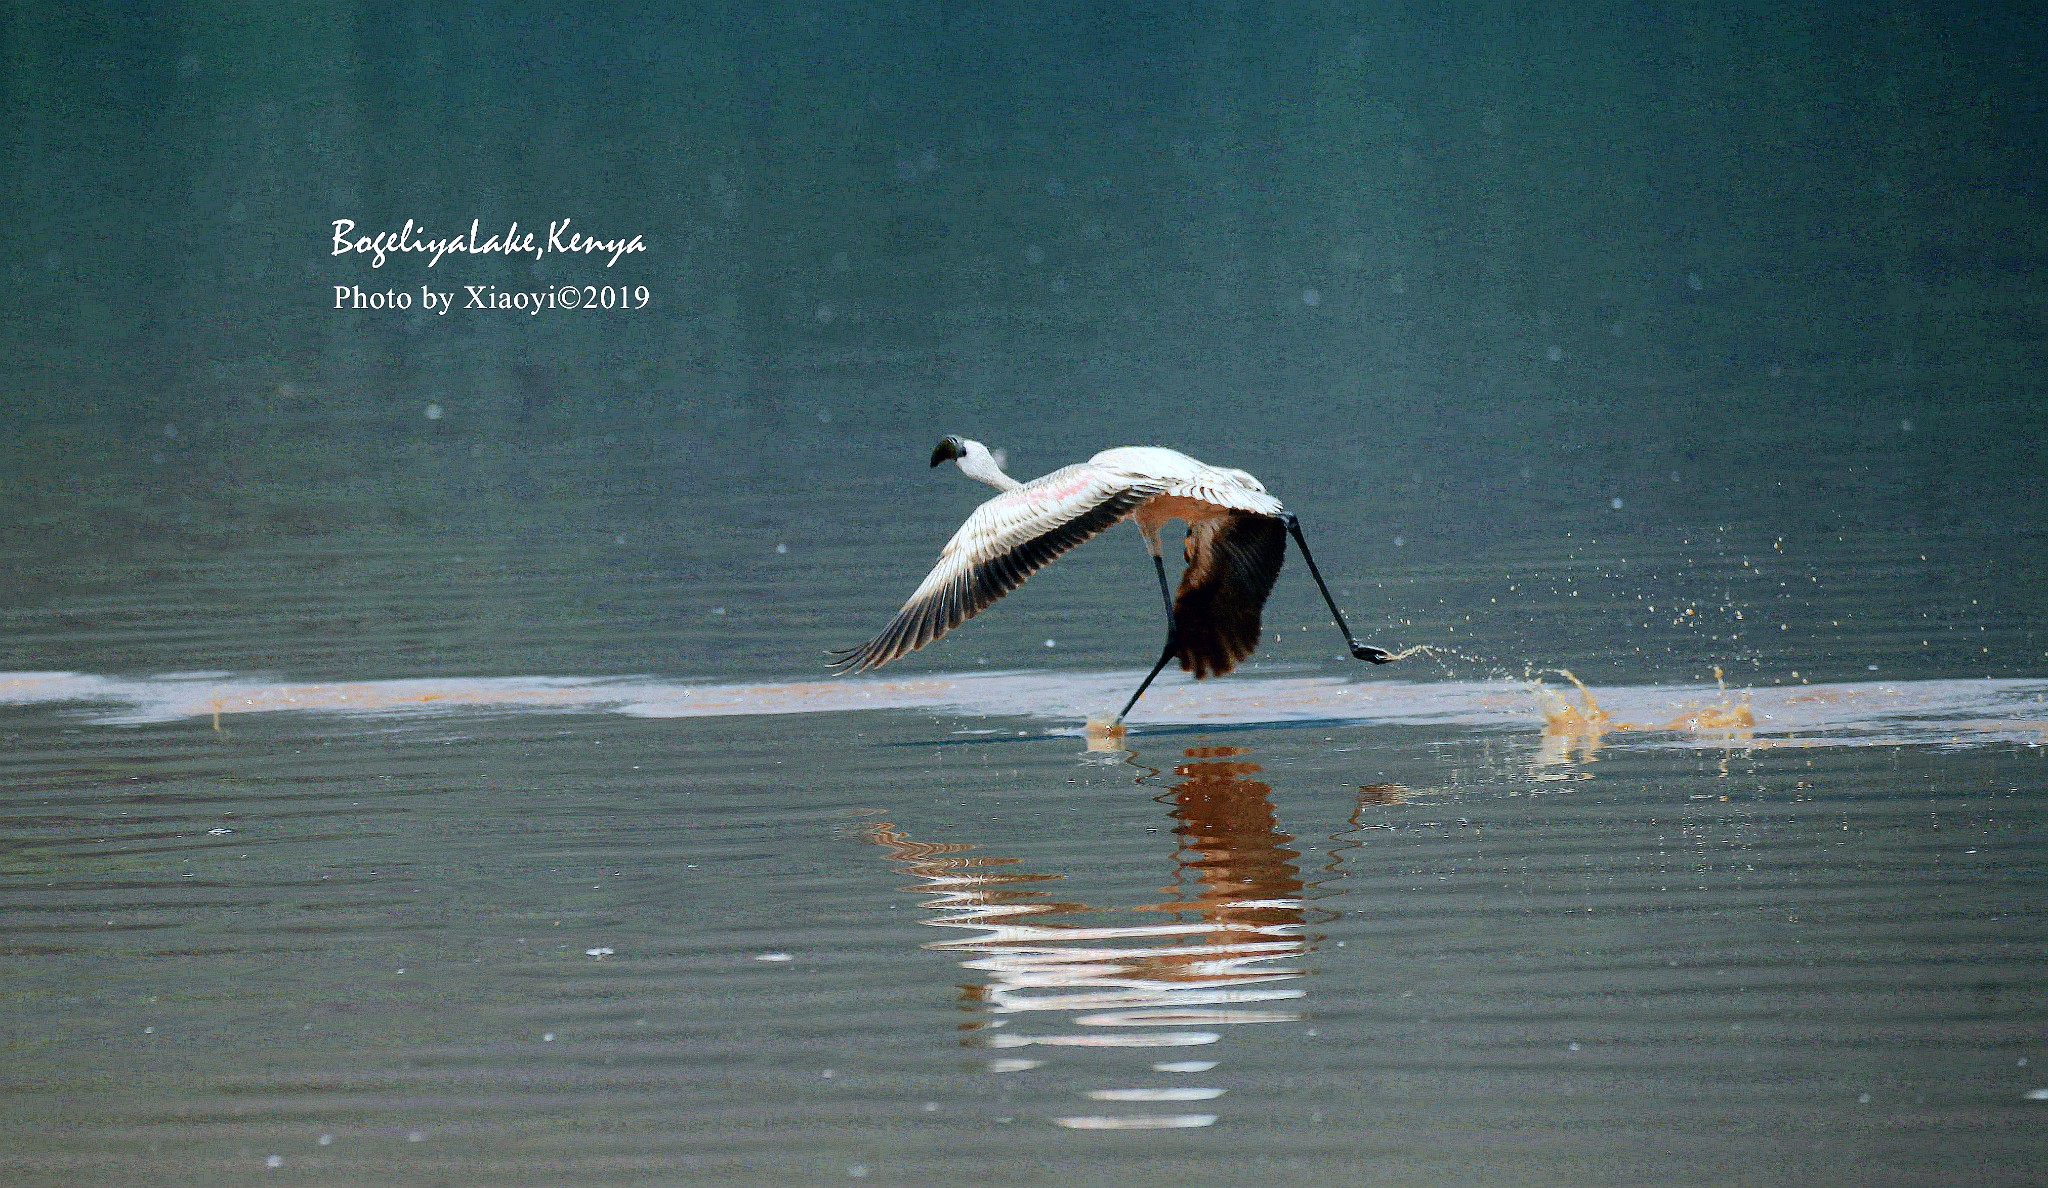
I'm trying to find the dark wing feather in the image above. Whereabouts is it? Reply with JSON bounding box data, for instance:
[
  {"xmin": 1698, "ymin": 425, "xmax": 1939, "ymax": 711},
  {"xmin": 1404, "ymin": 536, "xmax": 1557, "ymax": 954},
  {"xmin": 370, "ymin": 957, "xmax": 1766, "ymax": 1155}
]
[
  {"xmin": 830, "ymin": 475, "xmax": 1162, "ymax": 674},
  {"xmin": 1173, "ymin": 513, "xmax": 1286, "ymax": 679}
]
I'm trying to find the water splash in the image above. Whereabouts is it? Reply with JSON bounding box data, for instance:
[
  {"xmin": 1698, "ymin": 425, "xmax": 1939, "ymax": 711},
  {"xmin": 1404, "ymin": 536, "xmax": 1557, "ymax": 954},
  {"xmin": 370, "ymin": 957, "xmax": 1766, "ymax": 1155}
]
[{"xmin": 1528, "ymin": 665, "xmax": 1768, "ymax": 768}]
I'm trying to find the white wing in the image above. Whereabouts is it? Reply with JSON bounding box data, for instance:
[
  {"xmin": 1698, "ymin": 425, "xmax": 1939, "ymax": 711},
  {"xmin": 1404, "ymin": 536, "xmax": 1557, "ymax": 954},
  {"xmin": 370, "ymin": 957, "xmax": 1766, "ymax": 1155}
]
[
  {"xmin": 1089, "ymin": 446, "xmax": 1285, "ymax": 517},
  {"xmin": 830, "ymin": 464, "xmax": 1168, "ymax": 673}
]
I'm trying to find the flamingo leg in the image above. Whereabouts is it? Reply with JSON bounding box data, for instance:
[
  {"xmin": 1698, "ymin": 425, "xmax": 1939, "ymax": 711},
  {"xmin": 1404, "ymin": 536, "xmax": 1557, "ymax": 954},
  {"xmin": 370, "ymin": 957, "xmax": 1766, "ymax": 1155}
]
[
  {"xmin": 1114, "ymin": 552, "xmax": 1181, "ymax": 724},
  {"xmin": 1281, "ymin": 513, "xmax": 1394, "ymax": 664},
  {"xmin": 1115, "ymin": 633, "xmax": 1179, "ymax": 724},
  {"xmin": 1148, "ymin": 551, "xmax": 1176, "ymax": 619}
]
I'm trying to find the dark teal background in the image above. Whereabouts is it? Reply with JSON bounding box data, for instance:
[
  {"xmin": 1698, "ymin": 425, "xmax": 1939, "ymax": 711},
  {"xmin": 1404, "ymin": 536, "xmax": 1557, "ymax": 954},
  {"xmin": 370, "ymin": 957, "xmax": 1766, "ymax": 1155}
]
[
  {"xmin": 2, "ymin": 3, "xmax": 2043, "ymax": 677},
  {"xmin": 5, "ymin": 10, "xmax": 2048, "ymax": 1184}
]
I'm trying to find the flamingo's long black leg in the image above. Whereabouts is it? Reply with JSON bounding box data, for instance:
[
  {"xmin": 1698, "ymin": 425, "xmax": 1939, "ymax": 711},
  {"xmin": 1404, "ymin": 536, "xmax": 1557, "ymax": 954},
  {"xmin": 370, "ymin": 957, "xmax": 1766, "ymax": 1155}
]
[
  {"xmin": 1115, "ymin": 631, "xmax": 1179, "ymax": 724},
  {"xmin": 1114, "ymin": 548, "xmax": 1182, "ymax": 724},
  {"xmin": 1148, "ymin": 553, "xmax": 1176, "ymax": 621},
  {"xmin": 1281, "ymin": 512, "xmax": 1394, "ymax": 664}
]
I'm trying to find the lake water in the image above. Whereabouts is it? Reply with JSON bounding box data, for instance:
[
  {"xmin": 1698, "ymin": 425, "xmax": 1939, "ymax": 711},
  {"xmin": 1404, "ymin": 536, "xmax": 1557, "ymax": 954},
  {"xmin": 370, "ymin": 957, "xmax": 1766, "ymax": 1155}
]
[
  {"xmin": 2, "ymin": 419, "xmax": 2043, "ymax": 1186},
  {"xmin": 5, "ymin": 6, "xmax": 2047, "ymax": 1179}
]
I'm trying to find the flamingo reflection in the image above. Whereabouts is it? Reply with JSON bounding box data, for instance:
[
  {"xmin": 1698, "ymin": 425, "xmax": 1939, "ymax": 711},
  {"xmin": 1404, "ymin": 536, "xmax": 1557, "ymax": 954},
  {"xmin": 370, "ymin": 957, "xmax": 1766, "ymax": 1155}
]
[{"xmin": 861, "ymin": 744, "xmax": 1309, "ymax": 1129}]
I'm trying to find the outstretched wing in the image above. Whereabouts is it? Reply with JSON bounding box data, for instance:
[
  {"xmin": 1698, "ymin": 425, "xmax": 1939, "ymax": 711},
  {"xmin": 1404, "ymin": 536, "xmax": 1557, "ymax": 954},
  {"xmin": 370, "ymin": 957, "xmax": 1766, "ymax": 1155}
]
[
  {"xmin": 1174, "ymin": 512, "xmax": 1287, "ymax": 679},
  {"xmin": 829, "ymin": 465, "xmax": 1167, "ymax": 673}
]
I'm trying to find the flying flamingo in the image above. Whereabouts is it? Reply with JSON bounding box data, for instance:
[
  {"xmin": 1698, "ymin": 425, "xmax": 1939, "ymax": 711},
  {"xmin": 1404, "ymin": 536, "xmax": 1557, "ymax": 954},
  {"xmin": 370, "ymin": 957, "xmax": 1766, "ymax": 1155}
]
[{"xmin": 829, "ymin": 436, "xmax": 1398, "ymax": 722}]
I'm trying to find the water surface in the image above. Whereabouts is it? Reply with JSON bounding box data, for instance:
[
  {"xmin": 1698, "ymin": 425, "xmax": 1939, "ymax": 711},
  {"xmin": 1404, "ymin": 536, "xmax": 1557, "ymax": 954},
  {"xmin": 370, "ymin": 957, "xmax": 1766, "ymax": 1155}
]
[
  {"xmin": 2, "ymin": 648, "xmax": 2043, "ymax": 1184},
  {"xmin": 5, "ymin": 4, "xmax": 2047, "ymax": 1180}
]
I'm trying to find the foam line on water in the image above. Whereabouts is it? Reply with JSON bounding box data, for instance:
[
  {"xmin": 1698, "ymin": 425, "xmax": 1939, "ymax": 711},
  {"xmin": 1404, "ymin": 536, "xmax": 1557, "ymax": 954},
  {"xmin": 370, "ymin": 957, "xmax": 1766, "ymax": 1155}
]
[{"xmin": 2, "ymin": 670, "xmax": 2045, "ymax": 749}]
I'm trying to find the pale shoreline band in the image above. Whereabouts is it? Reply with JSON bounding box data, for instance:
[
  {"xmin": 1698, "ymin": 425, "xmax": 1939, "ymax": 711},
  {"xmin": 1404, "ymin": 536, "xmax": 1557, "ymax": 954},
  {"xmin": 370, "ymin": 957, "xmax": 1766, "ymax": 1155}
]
[{"xmin": 1, "ymin": 669, "xmax": 2042, "ymax": 750}]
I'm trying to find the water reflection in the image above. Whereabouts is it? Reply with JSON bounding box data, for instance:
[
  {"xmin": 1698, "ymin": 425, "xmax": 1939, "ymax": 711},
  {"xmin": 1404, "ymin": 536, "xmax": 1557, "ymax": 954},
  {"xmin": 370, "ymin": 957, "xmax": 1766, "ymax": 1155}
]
[{"xmin": 862, "ymin": 744, "xmax": 1320, "ymax": 1130}]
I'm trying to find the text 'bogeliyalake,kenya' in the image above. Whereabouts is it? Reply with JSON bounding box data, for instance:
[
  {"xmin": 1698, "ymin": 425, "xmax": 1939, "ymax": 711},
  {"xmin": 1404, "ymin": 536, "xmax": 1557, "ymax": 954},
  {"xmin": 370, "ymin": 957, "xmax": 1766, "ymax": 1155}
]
[{"xmin": 331, "ymin": 219, "xmax": 646, "ymax": 268}]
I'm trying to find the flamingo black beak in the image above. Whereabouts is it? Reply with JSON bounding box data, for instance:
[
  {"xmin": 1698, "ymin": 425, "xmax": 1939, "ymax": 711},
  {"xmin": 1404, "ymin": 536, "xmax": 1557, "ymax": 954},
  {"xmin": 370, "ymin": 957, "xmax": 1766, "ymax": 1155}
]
[{"xmin": 930, "ymin": 436, "xmax": 966, "ymax": 467}]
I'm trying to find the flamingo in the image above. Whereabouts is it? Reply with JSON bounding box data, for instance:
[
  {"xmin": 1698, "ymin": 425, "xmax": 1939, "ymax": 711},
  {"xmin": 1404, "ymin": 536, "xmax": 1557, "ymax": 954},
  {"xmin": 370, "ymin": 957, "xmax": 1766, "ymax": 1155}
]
[{"xmin": 829, "ymin": 437, "xmax": 1397, "ymax": 722}]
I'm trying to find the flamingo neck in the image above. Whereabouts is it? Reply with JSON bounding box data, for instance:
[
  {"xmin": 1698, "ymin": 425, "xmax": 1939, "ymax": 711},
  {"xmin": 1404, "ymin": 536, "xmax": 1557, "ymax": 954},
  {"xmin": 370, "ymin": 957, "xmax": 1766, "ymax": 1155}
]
[{"xmin": 956, "ymin": 441, "xmax": 1023, "ymax": 491}]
